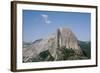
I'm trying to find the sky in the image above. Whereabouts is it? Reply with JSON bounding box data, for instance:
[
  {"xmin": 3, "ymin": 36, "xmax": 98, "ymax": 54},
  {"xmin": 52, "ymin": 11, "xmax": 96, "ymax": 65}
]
[{"xmin": 23, "ymin": 10, "xmax": 91, "ymax": 42}]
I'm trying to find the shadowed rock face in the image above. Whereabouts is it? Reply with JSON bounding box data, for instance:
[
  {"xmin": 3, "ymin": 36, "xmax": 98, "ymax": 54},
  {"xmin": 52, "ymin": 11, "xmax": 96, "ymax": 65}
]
[
  {"xmin": 23, "ymin": 27, "xmax": 85, "ymax": 63},
  {"xmin": 58, "ymin": 27, "xmax": 82, "ymax": 54}
]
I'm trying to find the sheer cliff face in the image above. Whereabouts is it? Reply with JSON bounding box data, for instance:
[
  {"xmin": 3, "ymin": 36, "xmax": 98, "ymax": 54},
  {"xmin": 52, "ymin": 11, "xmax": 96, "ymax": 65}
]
[
  {"xmin": 58, "ymin": 28, "xmax": 82, "ymax": 53},
  {"xmin": 23, "ymin": 27, "xmax": 84, "ymax": 62}
]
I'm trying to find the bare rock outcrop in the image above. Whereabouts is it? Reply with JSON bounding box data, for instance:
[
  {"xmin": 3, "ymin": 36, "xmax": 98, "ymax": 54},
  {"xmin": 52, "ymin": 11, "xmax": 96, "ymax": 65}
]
[{"xmin": 23, "ymin": 27, "xmax": 85, "ymax": 62}]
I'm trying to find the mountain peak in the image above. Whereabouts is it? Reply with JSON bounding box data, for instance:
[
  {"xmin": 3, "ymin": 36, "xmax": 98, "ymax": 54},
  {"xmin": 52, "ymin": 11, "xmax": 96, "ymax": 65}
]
[
  {"xmin": 56, "ymin": 27, "xmax": 82, "ymax": 51},
  {"xmin": 58, "ymin": 27, "xmax": 71, "ymax": 31},
  {"xmin": 23, "ymin": 27, "xmax": 84, "ymax": 62}
]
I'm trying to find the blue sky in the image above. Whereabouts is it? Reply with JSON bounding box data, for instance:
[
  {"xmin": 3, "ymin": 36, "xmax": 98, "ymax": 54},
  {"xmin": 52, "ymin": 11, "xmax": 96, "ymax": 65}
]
[{"xmin": 23, "ymin": 10, "xmax": 91, "ymax": 42}]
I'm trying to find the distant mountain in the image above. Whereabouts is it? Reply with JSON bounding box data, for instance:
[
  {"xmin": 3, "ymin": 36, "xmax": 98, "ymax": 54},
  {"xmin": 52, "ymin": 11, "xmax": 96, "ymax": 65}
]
[
  {"xmin": 32, "ymin": 39, "xmax": 43, "ymax": 44},
  {"xmin": 78, "ymin": 41, "xmax": 91, "ymax": 59},
  {"xmin": 23, "ymin": 41, "xmax": 32, "ymax": 48},
  {"xmin": 23, "ymin": 27, "xmax": 89, "ymax": 63}
]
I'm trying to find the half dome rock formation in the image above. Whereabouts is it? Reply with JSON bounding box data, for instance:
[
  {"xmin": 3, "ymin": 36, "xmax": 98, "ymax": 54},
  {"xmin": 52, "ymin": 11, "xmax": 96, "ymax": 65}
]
[
  {"xmin": 57, "ymin": 27, "xmax": 83, "ymax": 54},
  {"xmin": 23, "ymin": 27, "xmax": 87, "ymax": 63}
]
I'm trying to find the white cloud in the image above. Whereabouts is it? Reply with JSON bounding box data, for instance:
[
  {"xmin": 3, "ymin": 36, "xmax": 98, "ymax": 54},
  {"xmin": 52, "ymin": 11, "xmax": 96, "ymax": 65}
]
[{"xmin": 41, "ymin": 14, "xmax": 51, "ymax": 24}]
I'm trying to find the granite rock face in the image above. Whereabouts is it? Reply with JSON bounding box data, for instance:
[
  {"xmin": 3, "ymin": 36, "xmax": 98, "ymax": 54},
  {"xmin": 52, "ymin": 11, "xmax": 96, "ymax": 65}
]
[
  {"xmin": 23, "ymin": 27, "xmax": 86, "ymax": 63},
  {"xmin": 57, "ymin": 27, "xmax": 83, "ymax": 54}
]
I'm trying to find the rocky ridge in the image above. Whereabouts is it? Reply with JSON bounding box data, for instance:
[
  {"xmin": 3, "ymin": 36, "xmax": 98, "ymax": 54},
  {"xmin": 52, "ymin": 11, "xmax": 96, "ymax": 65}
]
[{"xmin": 23, "ymin": 27, "xmax": 87, "ymax": 62}]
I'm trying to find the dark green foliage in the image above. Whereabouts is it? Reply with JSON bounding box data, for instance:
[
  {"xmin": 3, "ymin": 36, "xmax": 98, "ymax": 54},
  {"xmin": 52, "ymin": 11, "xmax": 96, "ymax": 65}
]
[
  {"xmin": 59, "ymin": 46, "xmax": 76, "ymax": 60},
  {"xmin": 39, "ymin": 50, "xmax": 49, "ymax": 59},
  {"xmin": 78, "ymin": 41, "xmax": 91, "ymax": 59},
  {"xmin": 24, "ymin": 41, "xmax": 90, "ymax": 62},
  {"xmin": 59, "ymin": 46, "xmax": 88, "ymax": 60},
  {"xmin": 62, "ymin": 48, "xmax": 77, "ymax": 60},
  {"xmin": 39, "ymin": 50, "xmax": 54, "ymax": 61},
  {"xmin": 24, "ymin": 50, "xmax": 55, "ymax": 62}
]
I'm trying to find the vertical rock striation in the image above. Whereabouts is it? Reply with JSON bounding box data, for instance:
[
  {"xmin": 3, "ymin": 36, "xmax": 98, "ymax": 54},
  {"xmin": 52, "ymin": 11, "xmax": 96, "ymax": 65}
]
[{"xmin": 23, "ymin": 27, "xmax": 85, "ymax": 62}]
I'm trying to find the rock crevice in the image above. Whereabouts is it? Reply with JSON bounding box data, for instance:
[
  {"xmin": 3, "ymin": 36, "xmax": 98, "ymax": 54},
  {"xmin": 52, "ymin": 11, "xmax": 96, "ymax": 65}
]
[{"xmin": 23, "ymin": 27, "xmax": 85, "ymax": 62}]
